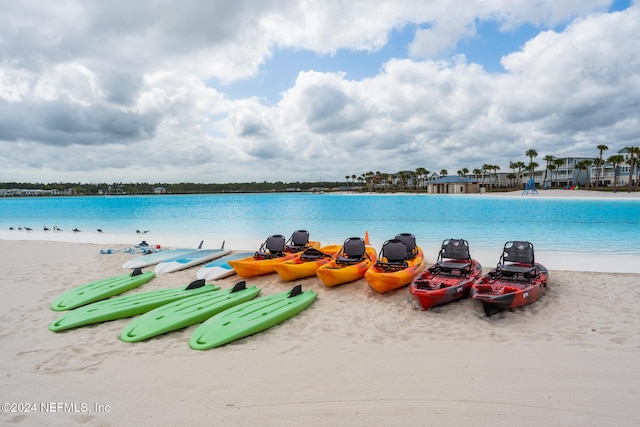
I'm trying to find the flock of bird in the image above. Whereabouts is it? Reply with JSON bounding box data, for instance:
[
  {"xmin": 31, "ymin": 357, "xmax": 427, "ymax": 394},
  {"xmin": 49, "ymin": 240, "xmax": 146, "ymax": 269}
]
[{"xmin": 8, "ymin": 227, "xmax": 150, "ymax": 234}]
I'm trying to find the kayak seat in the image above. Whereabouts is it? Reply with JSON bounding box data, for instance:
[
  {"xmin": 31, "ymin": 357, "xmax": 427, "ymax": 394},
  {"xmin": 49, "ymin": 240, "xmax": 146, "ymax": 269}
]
[
  {"xmin": 435, "ymin": 239, "xmax": 471, "ymax": 273},
  {"xmin": 255, "ymin": 234, "xmax": 286, "ymax": 259},
  {"xmin": 336, "ymin": 237, "xmax": 366, "ymax": 264},
  {"xmin": 395, "ymin": 233, "xmax": 418, "ymax": 259},
  {"xmin": 286, "ymin": 230, "xmax": 310, "ymax": 253},
  {"xmin": 497, "ymin": 241, "xmax": 536, "ymax": 278},
  {"xmin": 375, "ymin": 239, "xmax": 408, "ymax": 271}
]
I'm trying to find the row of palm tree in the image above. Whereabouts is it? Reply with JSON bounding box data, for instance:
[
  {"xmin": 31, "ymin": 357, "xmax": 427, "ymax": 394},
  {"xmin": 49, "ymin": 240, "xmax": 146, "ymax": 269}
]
[
  {"xmin": 346, "ymin": 144, "xmax": 640, "ymax": 193},
  {"xmin": 530, "ymin": 145, "xmax": 640, "ymax": 191}
]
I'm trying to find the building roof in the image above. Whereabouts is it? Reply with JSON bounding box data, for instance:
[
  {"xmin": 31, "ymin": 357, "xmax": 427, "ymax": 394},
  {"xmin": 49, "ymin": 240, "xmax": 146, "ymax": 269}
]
[{"xmin": 430, "ymin": 176, "xmax": 478, "ymax": 184}]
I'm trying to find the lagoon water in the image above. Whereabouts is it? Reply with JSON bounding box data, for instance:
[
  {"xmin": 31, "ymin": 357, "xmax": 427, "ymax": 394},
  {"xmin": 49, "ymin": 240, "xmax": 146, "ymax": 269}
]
[{"xmin": 1, "ymin": 193, "xmax": 639, "ymax": 260}]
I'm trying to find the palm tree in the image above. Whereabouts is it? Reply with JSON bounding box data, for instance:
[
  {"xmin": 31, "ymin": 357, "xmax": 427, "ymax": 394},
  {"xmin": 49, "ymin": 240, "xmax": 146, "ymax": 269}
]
[
  {"xmin": 547, "ymin": 164, "xmax": 556, "ymax": 188},
  {"xmin": 543, "ymin": 155, "xmax": 554, "ymax": 189},
  {"xmin": 591, "ymin": 157, "xmax": 603, "ymax": 188},
  {"xmin": 625, "ymin": 146, "xmax": 640, "ymax": 191},
  {"xmin": 553, "ymin": 158, "xmax": 564, "ymax": 188},
  {"xmin": 491, "ymin": 165, "xmax": 501, "ymax": 189},
  {"xmin": 595, "ymin": 144, "xmax": 609, "ymax": 188},
  {"xmin": 415, "ymin": 167, "xmax": 429, "ymax": 192},
  {"xmin": 525, "ymin": 149, "xmax": 538, "ymax": 183},
  {"xmin": 481, "ymin": 164, "xmax": 491, "ymax": 188},
  {"xmin": 509, "ymin": 161, "xmax": 518, "ymax": 188},
  {"xmin": 513, "ymin": 161, "xmax": 526, "ymax": 188},
  {"xmin": 440, "ymin": 169, "xmax": 448, "ymax": 176},
  {"xmin": 607, "ymin": 154, "xmax": 625, "ymax": 191},
  {"xmin": 472, "ymin": 168, "xmax": 481, "ymax": 181},
  {"xmin": 575, "ymin": 160, "xmax": 592, "ymax": 187}
]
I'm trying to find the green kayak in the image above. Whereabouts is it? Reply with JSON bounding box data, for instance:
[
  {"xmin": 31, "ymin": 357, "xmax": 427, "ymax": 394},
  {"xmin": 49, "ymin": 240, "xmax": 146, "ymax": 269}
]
[
  {"xmin": 49, "ymin": 280, "xmax": 220, "ymax": 332},
  {"xmin": 189, "ymin": 284, "xmax": 317, "ymax": 350},
  {"xmin": 120, "ymin": 281, "xmax": 261, "ymax": 343},
  {"xmin": 51, "ymin": 268, "xmax": 155, "ymax": 311}
]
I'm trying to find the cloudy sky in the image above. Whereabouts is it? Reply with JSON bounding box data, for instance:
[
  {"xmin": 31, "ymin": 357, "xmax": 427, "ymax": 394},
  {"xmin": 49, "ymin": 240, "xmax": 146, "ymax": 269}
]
[{"xmin": 1, "ymin": 0, "xmax": 638, "ymax": 184}]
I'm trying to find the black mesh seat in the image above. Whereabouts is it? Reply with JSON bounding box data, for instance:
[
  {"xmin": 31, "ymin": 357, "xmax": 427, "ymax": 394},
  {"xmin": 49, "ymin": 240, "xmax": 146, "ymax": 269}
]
[
  {"xmin": 336, "ymin": 237, "xmax": 367, "ymax": 264},
  {"xmin": 255, "ymin": 234, "xmax": 286, "ymax": 259},
  {"xmin": 498, "ymin": 241, "xmax": 536, "ymax": 276},
  {"xmin": 395, "ymin": 233, "xmax": 418, "ymax": 259},
  {"xmin": 434, "ymin": 239, "xmax": 471, "ymax": 273},
  {"xmin": 286, "ymin": 230, "xmax": 310, "ymax": 253},
  {"xmin": 374, "ymin": 238, "xmax": 408, "ymax": 271}
]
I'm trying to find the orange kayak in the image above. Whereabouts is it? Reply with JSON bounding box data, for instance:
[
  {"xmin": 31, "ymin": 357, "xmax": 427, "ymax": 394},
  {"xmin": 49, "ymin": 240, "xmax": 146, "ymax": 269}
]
[
  {"xmin": 316, "ymin": 246, "xmax": 377, "ymax": 287},
  {"xmin": 365, "ymin": 246, "xmax": 426, "ymax": 293},
  {"xmin": 273, "ymin": 245, "xmax": 342, "ymax": 281},
  {"xmin": 228, "ymin": 241, "xmax": 321, "ymax": 279},
  {"xmin": 228, "ymin": 253, "xmax": 297, "ymax": 278}
]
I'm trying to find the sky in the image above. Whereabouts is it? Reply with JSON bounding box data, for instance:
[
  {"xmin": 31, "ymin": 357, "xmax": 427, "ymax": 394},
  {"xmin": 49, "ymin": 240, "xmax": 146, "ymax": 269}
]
[{"xmin": 1, "ymin": 0, "xmax": 638, "ymax": 184}]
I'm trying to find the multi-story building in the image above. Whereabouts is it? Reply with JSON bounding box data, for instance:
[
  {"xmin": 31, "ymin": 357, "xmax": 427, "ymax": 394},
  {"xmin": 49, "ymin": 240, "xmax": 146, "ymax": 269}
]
[{"xmin": 589, "ymin": 148, "xmax": 639, "ymax": 188}]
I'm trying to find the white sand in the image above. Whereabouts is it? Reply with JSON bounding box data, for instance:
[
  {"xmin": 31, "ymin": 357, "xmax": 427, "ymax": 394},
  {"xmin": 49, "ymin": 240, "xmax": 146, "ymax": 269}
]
[{"xmin": 1, "ymin": 239, "xmax": 639, "ymax": 426}]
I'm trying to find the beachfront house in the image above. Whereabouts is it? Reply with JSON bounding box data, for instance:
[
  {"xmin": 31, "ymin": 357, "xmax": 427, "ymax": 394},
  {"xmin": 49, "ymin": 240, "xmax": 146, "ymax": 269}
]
[
  {"xmin": 426, "ymin": 176, "xmax": 479, "ymax": 194},
  {"xmin": 588, "ymin": 148, "xmax": 639, "ymax": 188},
  {"xmin": 525, "ymin": 154, "xmax": 593, "ymax": 189}
]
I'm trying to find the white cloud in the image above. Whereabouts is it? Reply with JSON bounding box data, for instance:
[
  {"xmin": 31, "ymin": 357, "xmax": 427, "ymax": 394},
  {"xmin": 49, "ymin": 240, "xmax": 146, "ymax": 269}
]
[{"xmin": 0, "ymin": 1, "xmax": 638, "ymax": 183}]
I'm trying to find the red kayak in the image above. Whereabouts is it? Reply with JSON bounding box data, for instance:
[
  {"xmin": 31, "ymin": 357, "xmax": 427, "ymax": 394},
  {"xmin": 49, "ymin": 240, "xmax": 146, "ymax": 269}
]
[
  {"xmin": 470, "ymin": 241, "xmax": 548, "ymax": 316},
  {"xmin": 410, "ymin": 239, "xmax": 482, "ymax": 310}
]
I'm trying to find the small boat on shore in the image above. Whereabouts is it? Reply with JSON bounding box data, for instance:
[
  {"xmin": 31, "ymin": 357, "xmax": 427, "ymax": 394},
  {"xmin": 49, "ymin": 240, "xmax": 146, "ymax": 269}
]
[
  {"xmin": 364, "ymin": 233, "xmax": 425, "ymax": 293},
  {"xmin": 316, "ymin": 236, "xmax": 377, "ymax": 287},
  {"xmin": 470, "ymin": 241, "xmax": 548, "ymax": 316},
  {"xmin": 228, "ymin": 232, "xmax": 320, "ymax": 278},
  {"xmin": 273, "ymin": 244, "xmax": 342, "ymax": 281},
  {"xmin": 409, "ymin": 239, "xmax": 482, "ymax": 310}
]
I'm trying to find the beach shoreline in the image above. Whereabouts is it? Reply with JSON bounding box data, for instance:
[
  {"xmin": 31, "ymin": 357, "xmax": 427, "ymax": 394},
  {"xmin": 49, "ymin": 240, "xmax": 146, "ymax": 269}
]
[{"xmin": 1, "ymin": 239, "xmax": 639, "ymax": 426}]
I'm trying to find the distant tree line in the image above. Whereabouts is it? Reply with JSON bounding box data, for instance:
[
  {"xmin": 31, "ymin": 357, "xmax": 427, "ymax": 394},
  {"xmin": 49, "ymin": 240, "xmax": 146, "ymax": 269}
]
[{"xmin": 0, "ymin": 181, "xmax": 346, "ymax": 195}]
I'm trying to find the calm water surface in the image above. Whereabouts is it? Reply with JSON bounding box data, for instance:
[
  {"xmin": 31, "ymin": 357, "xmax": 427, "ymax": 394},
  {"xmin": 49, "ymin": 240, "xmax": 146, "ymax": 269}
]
[{"xmin": 1, "ymin": 193, "xmax": 639, "ymax": 255}]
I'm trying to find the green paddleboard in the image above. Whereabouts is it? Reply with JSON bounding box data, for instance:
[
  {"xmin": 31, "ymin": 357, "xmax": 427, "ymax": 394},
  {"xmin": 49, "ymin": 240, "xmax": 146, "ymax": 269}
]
[
  {"xmin": 51, "ymin": 268, "xmax": 156, "ymax": 311},
  {"xmin": 120, "ymin": 281, "xmax": 261, "ymax": 343},
  {"xmin": 49, "ymin": 280, "xmax": 220, "ymax": 332},
  {"xmin": 189, "ymin": 284, "xmax": 317, "ymax": 350}
]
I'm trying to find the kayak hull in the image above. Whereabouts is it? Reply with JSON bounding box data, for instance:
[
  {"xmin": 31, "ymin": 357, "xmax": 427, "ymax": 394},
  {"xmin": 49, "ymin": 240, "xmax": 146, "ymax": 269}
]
[
  {"xmin": 190, "ymin": 286, "xmax": 317, "ymax": 350},
  {"xmin": 273, "ymin": 245, "xmax": 342, "ymax": 281},
  {"xmin": 196, "ymin": 252, "xmax": 254, "ymax": 281},
  {"xmin": 409, "ymin": 259, "xmax": 483, "ymax": 310},
  {"xmin": 120, "ymin": 284, "xmax": 261, "ymax": 342},
  {"xmin": 316, "ymin": 246, "xmax": 377, "ymax": 287},
  {"xmin": 364, "ymin": 246, "xmax": 426, "ymax": 293},
  {"xmin": 49, "ymin": 283, "xmax": 220, "ymax": 331},
  {"xmin": 154, "ymin": 249, "xmax": 231, "ymax": 274},
  {"xmin": 470, "ymin": 262, "xmax": 548, "ymax": 316},
  {"xmin": 228, "ymin": 253, "xmax": 297, "ymax": 278},
  {"xmin": 51, "ymin": 270, "xmax": 155, "ymax": 311}
]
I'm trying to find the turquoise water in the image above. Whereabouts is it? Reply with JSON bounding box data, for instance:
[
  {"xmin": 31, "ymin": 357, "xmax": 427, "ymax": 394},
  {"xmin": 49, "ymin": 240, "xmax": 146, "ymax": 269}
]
[{"xmin": 1, "ymin": 193, "xmax": 639, "ymax": 255}]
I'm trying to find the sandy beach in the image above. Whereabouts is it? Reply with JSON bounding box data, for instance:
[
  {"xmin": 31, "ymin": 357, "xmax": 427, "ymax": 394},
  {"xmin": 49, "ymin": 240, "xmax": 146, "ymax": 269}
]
[
  {"xmin": 0, "ymin": 236, "xmax": 638, "ymax": 426},
  {"xmin": 1, "ymin": 189, "xmax": 639, "ymax": 426}
]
